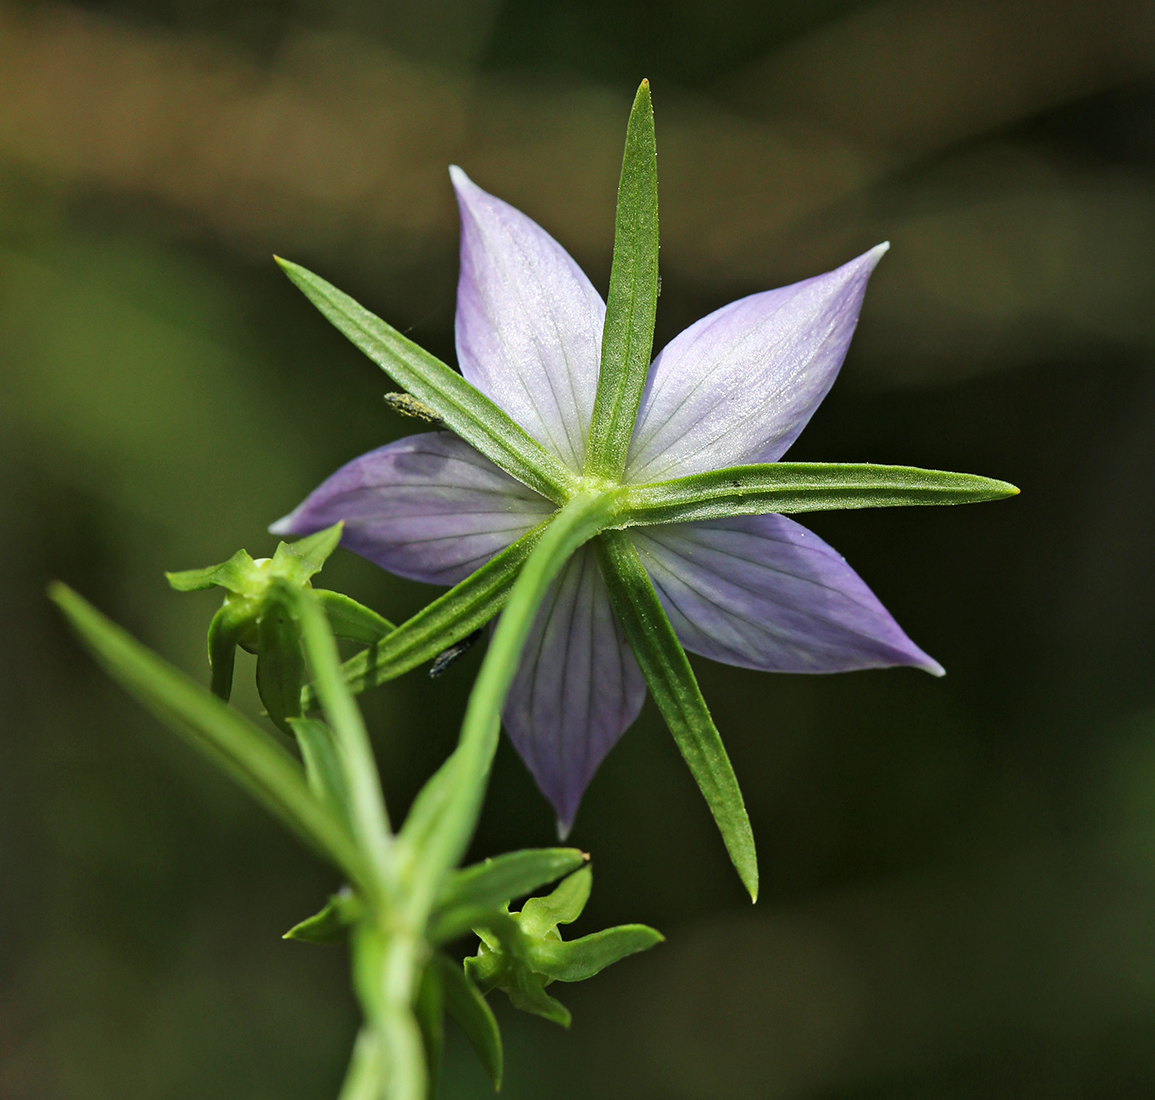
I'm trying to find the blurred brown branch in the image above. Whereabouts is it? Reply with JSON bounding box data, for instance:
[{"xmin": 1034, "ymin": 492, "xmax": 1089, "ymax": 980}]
[{"xmin": 1, "ymin": 0, "xmax": 1153, "ymax": 377}]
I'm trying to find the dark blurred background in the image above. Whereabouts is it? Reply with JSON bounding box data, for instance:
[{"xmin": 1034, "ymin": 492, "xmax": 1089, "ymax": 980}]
[{"xmin": 3, "ymin": 0, "xmax": 1155, "ymax": 1096}]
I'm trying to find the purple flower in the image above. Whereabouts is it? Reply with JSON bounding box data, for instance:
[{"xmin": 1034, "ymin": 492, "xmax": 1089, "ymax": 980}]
[{"xmin": 272, "ymin": 169, "xmax": 942, "ymax": 832}]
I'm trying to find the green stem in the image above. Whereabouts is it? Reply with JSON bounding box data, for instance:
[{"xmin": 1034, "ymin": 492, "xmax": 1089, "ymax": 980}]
[{"xmin": 402, "ymin": 491, "xmax": 619, "ymax": 923}]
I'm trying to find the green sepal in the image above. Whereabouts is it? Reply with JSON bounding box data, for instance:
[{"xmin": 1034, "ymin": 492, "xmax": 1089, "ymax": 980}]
[
  {"xmin": 619, "ymin": 463, "xmax": 1020, "ymax": 526},
  {"xmin": 47, "ymin": 584, "xmax": 368, "ymax": 889},
  {"xmin": 529, "ymin": 924, "xmax": 664, "ymax": 982},
  {"xmin": 271, "ymin": 522, "xmax": 344, "ymax": 584},
  {"xmin": 519, "ymin": 864, "xmax": 590, "ymax": 934},
  {"xmin": 595, "ymin": 531, "xmax": 758, "ymax": 901},
  {"xmin": 255, "ymin": 600, "xmax": 304, "ymax": 733},
  {"xmin": 414, "ymin": 962, "xmax": 444, "ymax": 1100},
  {"xmin": 206, "ymin": 603, "xmax": 247, "ymax": 701},
  {"xmin": 585, "ymin": 79, "xmax": 659, "ymax": 481},
  {"xmin": 314, "ymin": 589, "xmax": 394, "ymax": 645},
  {"xmin": 463, "ymin": 867, "xmax": 661, "ymax": 1029},
  {"xmin": 276, "ymin": 257, "xmax": 579, "ymax": 503},
  {"xmin": 303, "ymin": 521, "xmax": 548, "ymax": 710},
  {"xmin": 436, "ymin": 954, "xmax": 503, "ymax": 1092},
  {"xmin": 166, "ymin": 549, "xmax": 260, "ymax": 593},
  {"xmin": 283, "ymin": 886, "xmax": 364, "ymax": 943}
]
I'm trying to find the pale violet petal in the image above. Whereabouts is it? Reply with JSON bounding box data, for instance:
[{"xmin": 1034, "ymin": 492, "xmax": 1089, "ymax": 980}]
[
  {"xmin": 269, "ymin": 432, "xmax": 555, "ymax": 586},
  {"xmin": 630, "ymin": 514, "xmax": 944, "ymax": 676},
  {"xmin": 502, "ymin": 545, "xmax": 647, "ymax": 833},
  {"xmin": 452, "ymin": 166, "xmax": 605, "ymax": 473},
  {"xmin": 624, "ymin": 245, "xmax": 889, "ymax": 483}
]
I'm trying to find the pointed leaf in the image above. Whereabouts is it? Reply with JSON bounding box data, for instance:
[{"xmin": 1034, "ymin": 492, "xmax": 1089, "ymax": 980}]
[
  {"xmin": 48, "ymin": 583, "xmax": 367, "ymax": 887},
  {"xmin": 437, "ymin": 955, "xmax": 503, "ymax": 1091},
  {"xmin": 276, "ymin": 258, "xmax": 578, "ymax": 503},
  {"xmin": 620, "ymin": 462, "xmax": 1020, "ymax": 526},
  {"xmin": 594, "ymin": 533, "xmax": 758, "ymax": 901},
  {"xmin": 166, "ymin": 549, "xmax": 259, "ymax": 593},
  {"xmin": 585, "ymin": 80, "xmax": 659, "ymax": 480},
  {"xmin": 530, "ymin": 924, "xmax": 664, "ymax": 982},
  {"xmin": 283, "ymin": 886, "xmax": 364, "ymax": 943},
  {"xmin": 302, "ymin": 520, "xmax": 549, "ymax": 710}
]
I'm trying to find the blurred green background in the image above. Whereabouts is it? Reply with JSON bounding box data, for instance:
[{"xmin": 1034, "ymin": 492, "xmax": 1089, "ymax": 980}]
[{"xmin": 3, "ymin": 0, "xmax": 1155, "ymax": 1096}]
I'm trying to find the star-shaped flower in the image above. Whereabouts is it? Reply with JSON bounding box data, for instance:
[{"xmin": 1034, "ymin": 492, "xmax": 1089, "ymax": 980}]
[{"xmin": 272, "ymin": 84, "xmax": 1014, "ymax": 891}]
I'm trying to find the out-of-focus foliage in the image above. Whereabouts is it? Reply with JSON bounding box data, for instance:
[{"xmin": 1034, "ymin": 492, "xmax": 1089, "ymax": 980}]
[{"xmin": 2, "ymin": 0, "xmax": 1154, "ymax": 1097}]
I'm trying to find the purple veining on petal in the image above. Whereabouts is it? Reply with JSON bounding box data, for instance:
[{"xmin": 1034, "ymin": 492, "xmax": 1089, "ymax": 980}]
[
  {"xmin": 630, "ymin": 513, "xmax": 944, "ymax": 676},
  {"xmin": 624, "ymin": 244, "xmax": 889, "ymax": 483},
  {"xmin": 501, "ymin": 545, "xmax": 647, "ymax": 833},
  {"xmin": 451, "ymin": 166, "xmax": 606, "ymax": 474},
  {"xmin": 269, "ymin": 432, "xmax": 555, "ymax": 586}
]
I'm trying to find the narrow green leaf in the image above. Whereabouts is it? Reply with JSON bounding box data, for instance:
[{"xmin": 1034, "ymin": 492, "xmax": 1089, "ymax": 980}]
[
  {"xmin": 48, "ymin": 583, "xmax": 368, "ymax": 887},
  {"xmin": 303, "ymin": 521, "xmax": 549, "ymax": 710},
  {"xmin": 440, "ymin": 849, "xmax": 588, "ymax": 916},
  {"xmin": 285, "ymin": 586, "xmax": 393, "ymax": 883},
  {"xmin": 287, "ymin": 717, "xmax": 350, "ymax": 818},
  {"xmin": 530, "ymin": 924, "xmax": 664, "ymax": 982},
  {"xmin": 585, "ymin": 80, "xmax": 660, "ymax": 480},
  {"xmin": 206, "ymin": 603, "xmax": 246, "ymax": 701},
  {"xmin": 314, "ymin": 589, "xmax": 394, "ymax": 645},
  {"xmin": 520, "ymin": 866, "xmax": 591, "ymax": 935},
  {"xmin": 277, "ymin": 258, "xmax": 578, "ymax": 503},
  {"xmin": 594, "ymin": 533, "xmax": 759, "ymax": 901},
  {"xmin": 166, "ymin": 549, "xmax": 259, "ymax": 593},
  {"xmin": 255, "ymin": 601, "xmax": 304, "ymax": 733},
  {"xmin": 437, "ymin": 955, "xmax": 503, "ymax": 1091},
  {"xmin": 619, "ymin": 462, "xmax": 1021, "ymax": 526},
  {"xmin": 283, "ymin": 886, "xmax": 364, "ymax": 943},
  {"xmin": 400, "ymin": 492, "xmax": 619, "ymax": 924},
  {"xmin": 414, "ymin": 963, "xmax": 444, "ymax": 1100}
]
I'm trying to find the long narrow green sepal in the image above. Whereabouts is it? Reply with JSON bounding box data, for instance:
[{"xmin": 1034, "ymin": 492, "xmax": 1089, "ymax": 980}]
[
  {"xmin": 620, "ymin": 463, "xmax": 1020, "ymax": 526},
  {"xmin": 585, "ymin": 80, "xmax": 659, "ymax": 480},
  {"xmin": 437, "ymin": 954, "xmax": 503, "ymax": 1092},
  {"xmin": 47, "ymin": 583, "xmax": 368, "ymax": 887},
  {"xmin": 276, "ymin": 258, "xmax": 578, "ymax": 503},
  {"xmin": 593, "ymin": 533, "xmax": 759, "ymax": 901},
  {"xmin": 302, "ymin": 521, "xmax": 549, "ymax": 710}
]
